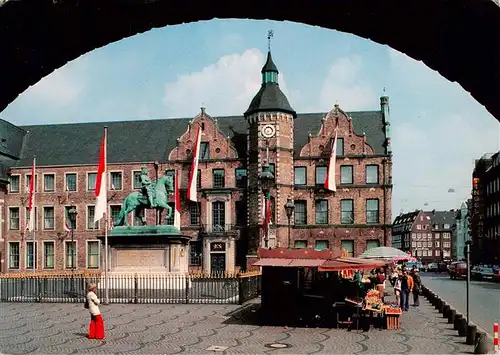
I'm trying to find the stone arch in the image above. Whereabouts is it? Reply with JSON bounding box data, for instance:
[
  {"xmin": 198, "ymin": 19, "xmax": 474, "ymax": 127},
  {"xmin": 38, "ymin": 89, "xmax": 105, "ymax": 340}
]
[{"xmin": 1, "ymin": 1, "xmax": 500, "ymax": 120}]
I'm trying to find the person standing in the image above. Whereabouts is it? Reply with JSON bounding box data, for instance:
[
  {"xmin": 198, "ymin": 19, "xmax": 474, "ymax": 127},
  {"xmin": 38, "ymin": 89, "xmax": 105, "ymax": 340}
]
[
  {"xmin": 400, "ymin": 271, "xmax": 414, "ymax": 311},
  {"xmin": 411, "ymin": 269, "xmax": 421, "ymax": 306},
  {"xmin": 86, "ymin": 283, "xmax": 105, "ymax": 339}
]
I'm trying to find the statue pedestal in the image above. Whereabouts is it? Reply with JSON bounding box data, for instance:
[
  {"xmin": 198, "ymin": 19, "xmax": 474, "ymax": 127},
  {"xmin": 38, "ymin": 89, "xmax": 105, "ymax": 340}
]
[{"xmin": 98, "ymin": 225, "xmax": 191, "ymax": 292}]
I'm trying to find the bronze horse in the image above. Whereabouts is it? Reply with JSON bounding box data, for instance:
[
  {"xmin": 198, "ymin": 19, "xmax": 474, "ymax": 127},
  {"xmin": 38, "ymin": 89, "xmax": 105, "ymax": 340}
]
[{"xmin": 114, "ymin": 174, "xmax": 174, "ymax": 226}]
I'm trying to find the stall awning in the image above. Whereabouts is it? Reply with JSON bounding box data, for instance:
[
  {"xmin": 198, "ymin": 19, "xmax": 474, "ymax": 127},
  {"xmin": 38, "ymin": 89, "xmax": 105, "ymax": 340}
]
[
  {"xmin": 317, "ymin": 258, "xmax": 387, "ymax": 272},
  {"xmin": 253, "ymin": 258, "xmax": 326, "ymax": 267}
]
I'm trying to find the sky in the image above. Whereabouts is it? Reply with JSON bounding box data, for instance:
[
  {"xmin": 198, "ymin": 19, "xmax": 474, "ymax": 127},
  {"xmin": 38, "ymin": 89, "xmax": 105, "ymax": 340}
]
[{"xmin": 1, "ymin": 19, "xmax": 498, "ymax": 217}]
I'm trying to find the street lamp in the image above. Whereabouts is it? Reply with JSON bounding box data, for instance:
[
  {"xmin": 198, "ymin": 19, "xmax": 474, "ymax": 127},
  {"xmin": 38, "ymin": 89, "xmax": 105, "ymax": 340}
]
[
  {"xmin": 259, "ymin": 163, "xmax": 274, "ymax": 249},
  {"xmin": 284, "ymin": 197, "xmax": 295, "ymax": 248},
  {"xmin": 68, "ymin": 207, "xmax": 78, "ymax": 268}
]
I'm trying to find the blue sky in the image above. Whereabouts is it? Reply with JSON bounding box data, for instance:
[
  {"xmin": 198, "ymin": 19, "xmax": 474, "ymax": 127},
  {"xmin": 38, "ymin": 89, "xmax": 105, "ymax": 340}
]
[{"xmin": 1, "ymin": 19, "xmax": 498, "ymax": 217}]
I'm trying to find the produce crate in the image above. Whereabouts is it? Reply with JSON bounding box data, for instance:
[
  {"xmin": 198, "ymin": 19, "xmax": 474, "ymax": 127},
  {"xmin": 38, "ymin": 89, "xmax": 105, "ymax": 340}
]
[{"xmin": 385, "ymin": 314, "xmax": 401, "ymax": 329}]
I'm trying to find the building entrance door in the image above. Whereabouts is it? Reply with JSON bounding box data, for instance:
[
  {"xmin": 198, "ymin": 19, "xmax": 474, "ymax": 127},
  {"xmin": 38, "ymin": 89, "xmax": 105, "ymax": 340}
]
[{"xmin": 210, "ymin": 253, "xmax": 226, "ymax": 274}]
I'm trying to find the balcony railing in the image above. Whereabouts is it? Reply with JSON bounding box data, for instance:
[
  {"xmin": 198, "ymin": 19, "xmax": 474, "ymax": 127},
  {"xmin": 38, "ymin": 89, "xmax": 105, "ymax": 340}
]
[{"xmin": 200, "ymin": 224, "xmax": 237, "ymax": 234}]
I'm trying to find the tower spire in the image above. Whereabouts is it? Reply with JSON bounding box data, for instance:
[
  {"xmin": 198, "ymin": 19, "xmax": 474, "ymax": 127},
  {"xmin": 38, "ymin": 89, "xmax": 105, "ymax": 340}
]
[{"xmin": 267, "ymin": 29, "xmax": 274, "ymax": 52}]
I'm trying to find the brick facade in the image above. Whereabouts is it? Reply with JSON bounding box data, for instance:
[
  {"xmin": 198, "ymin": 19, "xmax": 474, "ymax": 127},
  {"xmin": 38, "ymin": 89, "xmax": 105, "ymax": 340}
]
[{"xmin": 0, "ymin": 52, "xmax": 392, "ymax": 273}]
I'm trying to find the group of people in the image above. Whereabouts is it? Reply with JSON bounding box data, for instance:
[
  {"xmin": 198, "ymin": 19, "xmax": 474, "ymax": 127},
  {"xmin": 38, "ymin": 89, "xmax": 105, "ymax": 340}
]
[{"xmin": 389, "ymin": 265, "xmax": 422, "ymax": 312}]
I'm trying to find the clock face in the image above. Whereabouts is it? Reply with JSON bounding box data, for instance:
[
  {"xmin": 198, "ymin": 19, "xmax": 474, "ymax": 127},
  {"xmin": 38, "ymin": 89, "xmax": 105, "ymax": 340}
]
[{"xmin": 261, "ymin": 124, "xmax": 276, "ymax": 138}]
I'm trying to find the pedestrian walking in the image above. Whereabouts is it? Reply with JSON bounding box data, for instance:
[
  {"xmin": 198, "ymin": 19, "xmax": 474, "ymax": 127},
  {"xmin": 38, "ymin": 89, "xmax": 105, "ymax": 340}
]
[
  {"xmin": 394, "ymin": 274, "xmax": 402, "ymax": 305},
  {"xmin": 399, "ymin": 270, "xmax": 414, "ymax": 312},
  {"xmin": 411, "ymin": 269, "xmax": 421, "ymax": 306},
  {"xmin": 85, "ymin": 283, "xmax": 105, "ymax": 339}
]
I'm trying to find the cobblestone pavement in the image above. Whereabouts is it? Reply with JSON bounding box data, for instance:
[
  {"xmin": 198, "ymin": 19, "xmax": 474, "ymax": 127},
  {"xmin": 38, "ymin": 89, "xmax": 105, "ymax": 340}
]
[
  {"xmin": 0, "ymin": 296, "xmax": 473, "ymax": 354},
  {"xmin": 421, "ymin": 273, "xmax": 500, "ymax": 338}
]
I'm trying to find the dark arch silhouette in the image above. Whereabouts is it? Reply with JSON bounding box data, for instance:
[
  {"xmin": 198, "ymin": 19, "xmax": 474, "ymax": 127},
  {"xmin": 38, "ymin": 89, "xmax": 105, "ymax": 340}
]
[{"xmin": 1, "ymin": 0, "xmax": 500, "ymax": 119}]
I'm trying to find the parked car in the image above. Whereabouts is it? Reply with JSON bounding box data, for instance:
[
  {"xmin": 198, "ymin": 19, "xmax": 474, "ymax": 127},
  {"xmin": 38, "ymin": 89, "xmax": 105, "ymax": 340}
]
[
  {"xmin": 425, "ymin": 263, "xmax": 439, "ymax": 272},
  {"xmin": 471, "ymin": 266, "xmax": 495, "ymax": 280},
  {"xmin": 493, "ymin": 268, "xmax": 500, "ymax": 282},
  {"xmin": 448, "ymin": 261, "xmax": 467, "ymax": 280},
  {"xmin": 405, "ymin": 261, "xmax": 424, "ymax": 271}
]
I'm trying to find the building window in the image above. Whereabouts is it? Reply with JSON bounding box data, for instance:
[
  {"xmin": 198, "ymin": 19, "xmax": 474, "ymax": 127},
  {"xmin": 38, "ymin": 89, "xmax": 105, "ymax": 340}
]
[
  {"xmin": 197, "ymin": 169, "xmax": 201, "ymax": 188},
  {"xmin": 235, "ymin": 168, "xmax": 247, "ymax": 188},
  {"xmin": 341, "ymin": 199, "xmax": 354, "ymax": 224},
  {"xmin": 212, "ymin": 169, "xmax": 225, "ymax": 188},
  {"xmin": 366, "ymin": 165, "xmax": 379, "ymax": 184},
  {"xmin": 200, "ymin": 142, "xmax": 210, "ymax": 160},
  {"xmin": 340, "ymin": 165, "xmax": 353, "ymax": 184},
  {"xmin": 26, "ymin": 241, "xmax": 37, "ymax": 269},
  {"xmin": 294, "ymin": 200, "xmax": 307, "ymax": 225},
  {"xmin": 444, "ymin": 224, "xmax": 450, "ymax": 229},
  {"xmin": 87, "ymin": 241, "xmax": 100, "ymax": 269},
  {"xmin": 43, "ymin": 206, "xmax": 55, "ymax": 230},
  {"xmin": 9, "ymin": 207, "xmax": 19, "ymax": 230},
  {"xmin": 25, "ymin": 174, "xmax": 38, "ymax": 192},
  {"xmin": 25, "ymin": 206, "xmax": 38, "ymax": 231},
  {"xmin": 366, "ymin": 199, "xmax": 379, "ymax": 224},
  {"xmin": 190, "ymin": 202, "xmax": 200, "ymax": 226},
  {"xmin": 9, "ymin": 175, "xmax": 20, "ymax": 192},
  {"xmin": 336, "ymin": 138, "xmax": 344, "ymax": 156},
  {"xmin": 65, "ymin": 173, "xmax": 77, "ymax": 192},
  {"xmin": 132, "ymin": 209, "xmax": 144, "ymax": 226},
  {"xmin": 315, "ymin": 200, "xmax": 329, "ymax": 224},
  {"xmin": 315, "ymin": 166, "xmax": 327, "ymax": 185},
  {"xmin": 166, "ymin": 203, "xmax": 175, "ymax": 225},
  {"xmin": 65, "ymin": 206, "xmax": 77, "ymax": 230},
  {"xmin": 87, "ymin": 173, "xmax": 97, "ymax": 191},
  {"xmin": 133, "ymin": 171, "xmax": 142, "ymax": 189},
  {"xmin": 294, "ymin": 240, "xmax": 307, "ymax": 249},
  {"xmin": 8, "ymin": 242, "xmax": 19, "ymax": 269},
  {"xmin": 110, "ymin": 172, "xmax": 122, "ymax": 190},
  {"xmin": 110, "ymin": 205, "xmax": 121, "ymax": 226},
  {"xmin": 268, "ymin": 164, "xmax": 276, "ymax": 175},
  {"xmin": 87, "ymin": 206, "xmax": 99, "ymax": 230},
  {"xmin": 212, "ymin": 201, "xmax": 226, "ymax": 228},
  {"xmin": 44, "ymin": 174, "xmax": 55, "ymax": 192},
  {"xmin": 65, "ymin": 241, "xmax": 76, "ymax": 269},
  {"xmin": 341, "ymin": 240, "xmax": 354, "ymax": 257},
  {"xmin": 366, "ymin": 240, "xmax": 380, "ymax": 250},
  {"xmin": 164, "ymin": 170, "xmax": 175, "ymax": 189},
  {"xmin": 294, "ymin": 167, "xmax": 307, "ymax": 185},
  {"xmin": 435, "ymin": 241, "xmax": 440, "ymax": 248},
  {"xmin": 43, "ymin": 241, "xmax": 55, "ymax": 269},
  {"xmin": 315, "ymin": 240, "xmax": 329, "ymax": 251},
  {"xmin": 189, "ymin": 241, "xmax": 202, "ymax": 266}
]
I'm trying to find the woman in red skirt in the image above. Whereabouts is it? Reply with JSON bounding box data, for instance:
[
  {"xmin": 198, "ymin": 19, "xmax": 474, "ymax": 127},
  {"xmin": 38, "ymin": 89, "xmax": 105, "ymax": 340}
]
[{"xmin": 86, "ymin": 283, "xmax": 105, "ymax": 339}]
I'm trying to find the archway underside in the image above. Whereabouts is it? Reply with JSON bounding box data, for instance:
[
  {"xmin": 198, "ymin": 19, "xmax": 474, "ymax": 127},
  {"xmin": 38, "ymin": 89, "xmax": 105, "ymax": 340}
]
[{"xmin": 1, "ymin": 0, "xmax": 500, "ymax": 119}]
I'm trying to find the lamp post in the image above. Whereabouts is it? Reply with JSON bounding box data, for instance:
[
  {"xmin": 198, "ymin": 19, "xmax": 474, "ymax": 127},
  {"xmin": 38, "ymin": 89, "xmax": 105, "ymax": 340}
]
[
  {"xmin": 465, "ymin": 240, "xmax": 472, "ymax": 325},
  {"xmin": 68, "ymin": 207, "xmax": 77, "ymax": 292},
  {"xmin": 284, "ymin": 197, "xmax": 295, "ymax": 248},
  {"xmin": 259, "ymin": 163, "xmax": 274, "ymax": 249}
]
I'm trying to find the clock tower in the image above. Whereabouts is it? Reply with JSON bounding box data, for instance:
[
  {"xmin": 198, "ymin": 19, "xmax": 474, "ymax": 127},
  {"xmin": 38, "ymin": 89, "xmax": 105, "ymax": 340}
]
[{"xmin": 244, "ymin": 37, "xmax": 296, "ymax": 257}]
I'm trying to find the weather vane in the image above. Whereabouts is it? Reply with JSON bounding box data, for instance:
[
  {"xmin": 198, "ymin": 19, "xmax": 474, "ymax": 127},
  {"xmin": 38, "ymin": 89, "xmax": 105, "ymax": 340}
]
[{"xmin": 267, "ymin": 30, "xmax": 274, "ymax": 52}]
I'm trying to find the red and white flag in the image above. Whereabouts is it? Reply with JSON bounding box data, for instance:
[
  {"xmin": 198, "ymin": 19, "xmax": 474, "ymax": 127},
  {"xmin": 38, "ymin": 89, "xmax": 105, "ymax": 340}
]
[
  {"xmin": 64, "ymin": 218, "xmax": 71, "ymax": 236},
  {"xmin": 187, "ymin": 125, "xmax": 202, "ymax": 202},
  {"xmin": 174, "ymin": 170, "xmax": 181, "ymax": 229},
  {"xmin": 94, "ymin": 128, "xmax": 107, "ymax": 223},
  {"xmin": 324, "ymin": 129, "xmax": 338, "ymax": 192},
  {"xmin": 261, "ymin": 195, "xmax": 272, "ymax": 233},
  {"xmin": 26, "ymin": 157, "xmax": 36, "ymax": 232}
]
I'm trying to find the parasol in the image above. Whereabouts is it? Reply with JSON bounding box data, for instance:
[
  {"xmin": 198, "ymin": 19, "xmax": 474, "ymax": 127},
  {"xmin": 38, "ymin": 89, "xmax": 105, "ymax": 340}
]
[{"xmin": 359, "ymin": 247, "xmax": 416, "ymax": 261}]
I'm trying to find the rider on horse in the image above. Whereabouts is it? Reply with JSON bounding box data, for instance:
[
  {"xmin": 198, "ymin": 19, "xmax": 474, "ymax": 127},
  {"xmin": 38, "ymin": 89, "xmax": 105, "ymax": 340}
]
[{"xmin": 140, "ymin": 167, "xmax": 155, "ymax": 208}]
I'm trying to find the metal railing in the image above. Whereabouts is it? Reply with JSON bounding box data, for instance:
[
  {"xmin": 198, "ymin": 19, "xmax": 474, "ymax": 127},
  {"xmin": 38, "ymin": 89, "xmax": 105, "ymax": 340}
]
[{"xmin": 0, "ymin": 271, "xmax": 261, "ymax": 305}]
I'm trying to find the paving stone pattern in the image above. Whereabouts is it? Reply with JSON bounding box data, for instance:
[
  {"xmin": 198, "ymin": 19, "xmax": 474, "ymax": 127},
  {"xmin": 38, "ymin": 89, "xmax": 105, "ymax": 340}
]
[{"xmin": 0, "ymin": 296, "xmax": 473, "ymax": 354}]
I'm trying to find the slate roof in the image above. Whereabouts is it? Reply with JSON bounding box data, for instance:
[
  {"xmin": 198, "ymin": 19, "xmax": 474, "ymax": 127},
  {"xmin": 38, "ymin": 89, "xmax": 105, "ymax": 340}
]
[
  {"xmin": 430, "ymin": 211, "xmax": 457, "ymax": 229},
  {"xmin": 245, "ymin": 84, "xmax": 296, "ymax": 117},
  {"xmin": 261, "ymin": 51, "xmax": 279, "ymax": 74},
  {"xmin": 1, "ymin": 109, "xmax": 387, "ymax": 168},
  {"xmin": 393, "ymin": 210, "xmax": 421, "ymax": 226}
]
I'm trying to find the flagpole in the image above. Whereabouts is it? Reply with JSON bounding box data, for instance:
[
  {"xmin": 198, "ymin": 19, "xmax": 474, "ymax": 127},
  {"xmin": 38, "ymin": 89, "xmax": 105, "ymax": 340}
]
[{"xmin": 103, "ymin": 126, "xmax": 109, "ymax": 305}]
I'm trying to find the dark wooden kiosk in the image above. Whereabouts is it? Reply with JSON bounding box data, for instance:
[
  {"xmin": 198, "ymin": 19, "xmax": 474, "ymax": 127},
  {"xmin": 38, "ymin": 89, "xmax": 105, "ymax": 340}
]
[{"xmin": 254, "ymin": 248, "xmax": 388, "ymax": 328}]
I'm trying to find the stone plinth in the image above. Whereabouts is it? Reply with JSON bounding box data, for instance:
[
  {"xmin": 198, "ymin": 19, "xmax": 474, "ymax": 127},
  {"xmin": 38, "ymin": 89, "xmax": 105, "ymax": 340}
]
[{"xmin": 98, "ymin": 225, "xmax": 191, "ymax": 290}]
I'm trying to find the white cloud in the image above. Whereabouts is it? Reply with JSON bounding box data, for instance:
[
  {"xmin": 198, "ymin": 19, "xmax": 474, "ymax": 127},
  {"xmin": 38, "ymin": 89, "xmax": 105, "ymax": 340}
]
[
  {"xmin": 162, "ymin": 49, "xmax": 292, "ymax": 117},
  {"xmin": 319, "ymin": 55, "xmax": 377, "ymax": 111},
  {"xmin": 22, "ymin": 58, "xmax": 88, "ymax": 108}
]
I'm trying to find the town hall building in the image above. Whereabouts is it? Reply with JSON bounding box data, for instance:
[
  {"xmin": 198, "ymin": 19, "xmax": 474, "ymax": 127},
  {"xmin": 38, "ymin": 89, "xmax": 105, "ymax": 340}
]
[{"xmin": 0, "ymin": 49, "xmax": 393, "ymax": 274}]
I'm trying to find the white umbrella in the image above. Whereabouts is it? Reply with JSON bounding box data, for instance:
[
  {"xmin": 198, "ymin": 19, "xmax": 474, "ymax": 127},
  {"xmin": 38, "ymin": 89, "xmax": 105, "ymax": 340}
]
[{"xmin": 359, "ymin": 247, "xmax": 412, "ymax": 260}]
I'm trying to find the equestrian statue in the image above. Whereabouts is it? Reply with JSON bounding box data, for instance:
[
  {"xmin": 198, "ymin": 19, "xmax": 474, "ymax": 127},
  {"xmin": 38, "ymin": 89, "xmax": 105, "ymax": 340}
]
[{"xmin": 114, "ymin": 167, "xmax": 174, "ymax": 227}]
